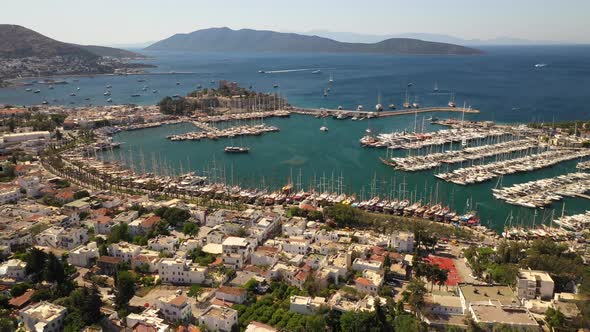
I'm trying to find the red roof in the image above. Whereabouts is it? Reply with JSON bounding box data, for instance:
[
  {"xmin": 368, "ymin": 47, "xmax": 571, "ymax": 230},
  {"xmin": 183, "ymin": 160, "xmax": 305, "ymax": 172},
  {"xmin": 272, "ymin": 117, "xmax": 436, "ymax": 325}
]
[
  {"xmin": 98, "ymin": 255, "xmax": 123, "ymax": 264},
  {"xmin": 217, "ymin": 286, "xmax": 246, "ymax": 296},
  {"xmin": 211, "ymin": 298, "xmax": 234, "ymax": 307},
  {"xmin": 9, "ymin": 289, "xmax": 34, "ymax": 308},
  {"xmin": 95, "ymin": 216, "xmax": 113, "ymax": 225},
  {"xmin": 295, "ymin": 270, "xmax": 309, "ymax": 281},
  {"xmin": 141, "ymin": 215, "xmax": 161, "ymax": 228},
  {"xmin": 355, "ymin": 277, "xmax": 373, "ymax": 286},
  {"xmin": 424, "ymin": 255, "xmax": 461, "ymax": 286}
]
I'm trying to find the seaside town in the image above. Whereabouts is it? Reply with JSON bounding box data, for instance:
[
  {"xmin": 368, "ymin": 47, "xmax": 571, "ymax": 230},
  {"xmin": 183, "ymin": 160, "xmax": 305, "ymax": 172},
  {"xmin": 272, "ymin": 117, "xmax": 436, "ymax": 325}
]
[{"xmin": 0, "ymin": 78, "xmax": 590, "ymax": 332}]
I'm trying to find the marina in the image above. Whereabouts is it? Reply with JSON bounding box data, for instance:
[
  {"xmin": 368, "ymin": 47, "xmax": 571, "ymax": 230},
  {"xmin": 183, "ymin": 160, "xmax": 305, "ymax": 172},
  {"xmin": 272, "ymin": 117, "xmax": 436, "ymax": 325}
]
[
  {"xmin": 381, "ymin": 138, "xmax": 540, "ymax": 171},
  {"xmin": 434, "ymin": 148, "xmax": 590, "ymax": 185},
  {"xmin": 167, "ymin": 123, "xmax": 279, "ymax": 141},
  {"xmin": 492, "ymin": 172, "xmax": 590, "ymax": 208},
  {"xmin": 554, "ymin": 210, "xmax": 590, "ymax": 232},
  {"xmin": 577, "ymin": 160, "xmax": 590, "ymax": 170}
]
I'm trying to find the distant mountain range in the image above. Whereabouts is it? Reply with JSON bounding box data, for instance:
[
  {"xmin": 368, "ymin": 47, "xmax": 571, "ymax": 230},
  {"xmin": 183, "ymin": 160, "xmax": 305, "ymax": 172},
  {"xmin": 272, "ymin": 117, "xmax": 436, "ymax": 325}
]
[
  {"xmin": 304, "ymin": 30, "xmax": 567, "ymax": 46},
  {"xmin": 0, "ymin": 24, "xmax": 144, "ymax": 59},
  {"xmin": 146, "ymin": 27, "xmax": 482, "ymax": 55}
]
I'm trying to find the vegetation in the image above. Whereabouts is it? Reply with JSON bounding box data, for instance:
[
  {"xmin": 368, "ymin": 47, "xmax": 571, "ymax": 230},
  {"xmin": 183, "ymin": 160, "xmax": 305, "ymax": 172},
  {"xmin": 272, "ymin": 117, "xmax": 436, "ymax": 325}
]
[
  {"xmin": 58, "ymin": 287, "xmax": 102, "ymax": 331},
  {"xmin": 114, "ymin": 270, "xmax": 136, "ymax": 313},
  {"xmin": 187, "ymin": 247, "xmax": 216, "ymax": 265},
  {"xmin": 158, "ymin": 96, "xmax": 198, "ymax": 116},
  {"xmin": 154, "ymin": 206, "xmax": 191, "ymax": 227}
]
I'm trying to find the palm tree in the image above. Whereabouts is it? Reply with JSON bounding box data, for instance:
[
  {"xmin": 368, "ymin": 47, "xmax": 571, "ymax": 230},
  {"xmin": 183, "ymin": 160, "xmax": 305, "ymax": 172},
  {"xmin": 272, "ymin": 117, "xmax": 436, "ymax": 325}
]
[{"xmin": 402, "ymin": 277, "xmax": 427, "ymax": 318}]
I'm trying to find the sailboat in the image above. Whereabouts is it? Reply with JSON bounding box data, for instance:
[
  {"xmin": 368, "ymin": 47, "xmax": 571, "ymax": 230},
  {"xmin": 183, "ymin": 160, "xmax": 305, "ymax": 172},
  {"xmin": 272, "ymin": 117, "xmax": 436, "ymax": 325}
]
[
  {"xmin": 403, "ymin": 89, "xmax": 411, "ymax": 108},
  {"xmin": 448, "ymin": 92, "xmax": 456, "ymax": 107},
  {"xmin": 329, "ymin": 74, "xmax": 334, "ymax": 83},
  {"xmin": 375, "ymin": 93, "xmax": 383, "ymax": 112},
  {"xmin": 320, "ymin": 118, "xmax": 329, "ymax": 131},
  {"xmin": 433, "ymin": 82, "xmax": 439, "ymax": 92}
]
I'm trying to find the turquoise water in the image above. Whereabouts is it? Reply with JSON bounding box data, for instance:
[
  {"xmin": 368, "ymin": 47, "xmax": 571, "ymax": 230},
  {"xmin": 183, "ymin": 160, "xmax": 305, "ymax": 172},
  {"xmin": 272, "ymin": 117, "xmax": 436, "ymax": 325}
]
[
  {"xmin": 102, "ymin": 115, "xmax": 589, "ymax": 232},
  {"xmin": 2, "ymin": 46, "xmax": 590, "ymax": 231}
]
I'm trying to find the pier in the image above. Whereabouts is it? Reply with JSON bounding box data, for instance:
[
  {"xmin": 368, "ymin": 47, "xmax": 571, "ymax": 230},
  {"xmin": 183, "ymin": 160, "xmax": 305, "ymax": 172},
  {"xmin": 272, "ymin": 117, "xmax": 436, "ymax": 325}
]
[
  {"xmin": 492, "ymin": 172, "xmax": 590, "ymax": 208},
  {"xmin": 167, "ymin": 122, "xmax": 279, "ymax": 141},
  {"xmin": 435, "ymin": 148, "xmax": 590, "ymax": 185},
  {"xmin": 293, "ymin": 106, "xmax": 480, "ymax": 118}
]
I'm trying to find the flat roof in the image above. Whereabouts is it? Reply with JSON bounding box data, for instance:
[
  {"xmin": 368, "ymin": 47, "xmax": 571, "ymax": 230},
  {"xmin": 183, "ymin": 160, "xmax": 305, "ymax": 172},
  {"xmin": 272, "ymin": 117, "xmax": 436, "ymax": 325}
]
[
  {"xmin": 471, "ymin": 304, "xmax": 539, "ymax": 327},
  {"xmin": 459, "ymin": 284, "xmax": 518, "ymax": 306}
]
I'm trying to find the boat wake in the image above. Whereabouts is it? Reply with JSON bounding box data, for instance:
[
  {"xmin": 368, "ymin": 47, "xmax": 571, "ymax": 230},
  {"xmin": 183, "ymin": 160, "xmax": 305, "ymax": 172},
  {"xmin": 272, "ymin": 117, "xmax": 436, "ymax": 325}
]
[{"xmin": 263, "ymin": 68, "xmax": 317, "ymax": 74}]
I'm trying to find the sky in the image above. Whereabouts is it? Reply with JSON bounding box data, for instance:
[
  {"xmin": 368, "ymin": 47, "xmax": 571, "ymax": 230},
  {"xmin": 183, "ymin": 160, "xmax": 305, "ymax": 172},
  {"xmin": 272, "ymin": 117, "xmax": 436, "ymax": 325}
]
[{"xmin": 1, "ymin": 0, "xmax": 589, "ymax": 45}]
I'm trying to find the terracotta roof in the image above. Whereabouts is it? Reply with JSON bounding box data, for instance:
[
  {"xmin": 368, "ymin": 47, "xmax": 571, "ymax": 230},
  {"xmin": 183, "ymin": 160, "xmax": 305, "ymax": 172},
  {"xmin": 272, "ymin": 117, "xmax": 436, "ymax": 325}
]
[
  {"xmin": 218, "ymin": 286, "xmax": 246, "ymax": 296},
  {"xmin": 168, "ymin": 295, "xmax": 188, "ymax": 307},
  {"xmin": 295, "ymin": 270, "xmax": 309, "ymax": 281},
  {"xmin": 211, "ymin": 298, "xmax": 234, "ymax": 307},
  {"xmin": 133, "ymin": 322, "xmax": 157, "ymax": 332},
  {"xmin": 9, "ymin": 289, "xmax": 34, "ymax": 308},
  {"xmin": 98, "ymin": 255, "xmax": 123, "ymax": 264},
  {"xmin": 55, "ymin": 190, "xmax": 75, "ymax": 200},
  {"xmin": 355, "ymin": 277, "xmax": 373, "ymax": 286},
  {"xmin": 141, "ymin": 215, "xmax": 161, "ymax": 228},
  {"xmin": 209, "ymin": 257, "xmax": 223, "ymax": 266},
  {"xmin": 369, "ymin": 255, "xmax": 385, "ymax": 263},
  {"xmin": 95, "ymin": 216, "xmax": 113, "ymax": 225},
  {"xmin": 177, "ymin": 325, "xmax": 202, "ymax": 332},
  {"xmin": 92, "ymin": 208, "xmax": 109, "ymax": 216},
  {"xmin": 256, "ymin": 246, "xmax": 279, "ymax": 253}
]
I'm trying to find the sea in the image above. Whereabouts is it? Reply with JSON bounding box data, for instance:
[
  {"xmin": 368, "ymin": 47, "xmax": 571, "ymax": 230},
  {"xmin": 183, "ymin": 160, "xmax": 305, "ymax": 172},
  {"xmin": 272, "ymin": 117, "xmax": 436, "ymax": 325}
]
[{"xmin": 2, "ymin": 45, "xmax": 590, "ymax": 232}]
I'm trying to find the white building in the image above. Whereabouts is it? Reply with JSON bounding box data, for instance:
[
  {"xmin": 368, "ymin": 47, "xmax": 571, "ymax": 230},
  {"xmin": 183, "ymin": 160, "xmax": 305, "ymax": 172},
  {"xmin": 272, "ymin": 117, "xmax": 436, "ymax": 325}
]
[
  {"xmin": 126, "ymin": 307, "xmax": 170, "ymax": 332},
  {"xmin": 280, "ymin": 237, "xmax": 310, "ymax": 255},
  {"xmin": 157, "ymin": 258, "xmax": 207, "ymax": 285},
  {"xmin": 0, "ymin": 258, "xmax": 27, "ymax": 280},
  {"xmin": 0, "ymin": 184, "xmax": 21, "ymax": 204},
  {"xmin": 199, "ymin": 305, "xmax": 238, "ymax": 332},
  {"xmin": 355, "ymin": 270, "xmax": 384, "ymax": 295},
  {"xmin": 517, "ymin": 269, "xmax": 555, "ymax": 301},
  {"xmin": 1, "ymin": 131, "xmax": 50, "ymax": 144},
  {"xmin": 113, "ymin": 210, "xmax": 139, "ymax": 224},
  {"xmin": 289, "ymin": 296, "xmax": 327, "ymax": 315},
  {"xmin": 426, "ymin": 295, "xmax": 464, "ymax": 315},
  {"xmin": 222, "ymin": 236, "xmax": 252, "ymax": 258},
  {"xmin": 352, "ymin": 258, "xmax": 382, "ymax": 272},
  {"xmin": 251, "ymin": 246, "xmax": 280, "ymax": 266},
  {"xmin": 148, "ymin": 235, "xmax": 179, "ymax": 254},
  {"xmin": 35, "ymin": 226, "xmax": 88, "ymax": 250},
  {"xmin": 67, "ymin": 242, "xmax": 99, "ymax": 267},
  {"xmin": 155, "ymin": 294, "xmax": 192, "ymax": 322},
  {"xmin": 108, "ymin": 242, "xmax": 142, "ymax": 262},
  {"xmin": 215, "ymin": 286, "xmax": 247, "ymax": 304},
  {"xmin": 282, "ymin": 217, "xmax": 307, "ymax": 237},
  {"xmin": 20, "ymin": 301, "xmax": 67, "ymax": 332},
  {"xmin": 390, "ymin": 232, "xmax": 414, "ymax": 252}
]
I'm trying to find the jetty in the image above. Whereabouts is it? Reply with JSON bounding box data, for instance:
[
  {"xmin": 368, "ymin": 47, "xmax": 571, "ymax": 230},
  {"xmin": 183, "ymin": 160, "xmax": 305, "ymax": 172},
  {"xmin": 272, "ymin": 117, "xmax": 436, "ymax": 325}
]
[
  {"xmin": 435, "ymin": 148, "xmax": 590, "ymax": 185},
  {"xmin": 382, "ymin": 138, "xmax": 539, "ymax": 172},
  {"xmin": 293, "ymin": 106, "xmax": 479, "ymax": 118},
  {"xmin": 577, "ymin": 160, "xmax": 590, "ymax": 170},
  {"xmin": 167, "ymin": 123, "xmax": 279, "ymax": 141},
  {"xmin": 492, "ymin": 172, "xmax": 590, "ymax": 208}
]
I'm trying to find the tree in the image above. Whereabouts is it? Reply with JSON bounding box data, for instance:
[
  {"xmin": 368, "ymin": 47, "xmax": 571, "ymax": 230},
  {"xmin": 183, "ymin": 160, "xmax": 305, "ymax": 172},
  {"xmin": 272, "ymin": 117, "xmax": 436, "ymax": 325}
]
[
  {"xmin": 545, "ymin": 307, "xmax": 565, "ymax": 329},
  {"xmin": 73, "ymin": 190, "xmax": 90, "ymax": 200},
  {"xmin": 402, "ymin": 278, "xmax": 427, "ymax": 317},
  {"xmin": 0, "ymin": 317, "xmax": 16, "ymax": 332},
  {"xmin": 25, "ymin": 247, "xmax": 47, "ymax": 281},
  {"xmin": 108, "ymin": 222, "xmax": 131, "ymax": 243},
  {"xmin": 115, "ymin": 271, "xmax": 136, "ymax": 309},
  {"xmin": 11, "ymin": 282, "xmax": 32, "ymax": 297},
  {"xmin": 182, "ymin": 222, "xmax": 198, "ymax": 236},
  {"xmin": 188, "ymin": 285, "xmax": 203, "ymax": 300},
  {"xmin": 393, "ymin": 314, "xmax": 423, "ymax": 332},
  {"xmin": 43, "ymin": 253, "xmax": 66, "ymax": 283}
]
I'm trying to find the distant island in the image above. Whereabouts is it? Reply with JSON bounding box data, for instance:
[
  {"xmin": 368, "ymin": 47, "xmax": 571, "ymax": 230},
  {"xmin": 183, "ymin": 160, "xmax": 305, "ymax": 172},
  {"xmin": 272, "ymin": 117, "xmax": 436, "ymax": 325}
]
[
  {"xmin": 0, "ymin": 24, "xmax": 153, "ymax": 85},
  {"xmin": 146, "ymin": 27, "xmax": 483, "ymax": 55}
]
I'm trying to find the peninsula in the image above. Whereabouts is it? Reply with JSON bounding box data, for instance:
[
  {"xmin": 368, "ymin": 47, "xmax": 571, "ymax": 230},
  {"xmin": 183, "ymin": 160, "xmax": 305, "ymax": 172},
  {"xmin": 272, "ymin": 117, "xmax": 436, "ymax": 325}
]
[{"xmin": 146, "ymin": 27, "xmax": 483, "ymax": 55}]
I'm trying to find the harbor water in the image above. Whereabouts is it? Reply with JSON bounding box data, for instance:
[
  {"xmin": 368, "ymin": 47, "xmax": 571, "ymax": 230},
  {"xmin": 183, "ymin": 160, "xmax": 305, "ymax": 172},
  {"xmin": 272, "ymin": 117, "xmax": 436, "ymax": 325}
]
[{"xmin": 2, "ymin": 46, "xmax": 590, "ymax": 231}]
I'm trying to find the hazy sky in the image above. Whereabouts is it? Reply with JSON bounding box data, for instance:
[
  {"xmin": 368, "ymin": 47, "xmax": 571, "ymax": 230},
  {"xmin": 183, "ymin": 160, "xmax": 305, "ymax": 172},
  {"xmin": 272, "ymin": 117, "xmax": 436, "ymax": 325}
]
[{"xmin": 2, "ymin": 0, "xmax": 589, "ymax": 45}]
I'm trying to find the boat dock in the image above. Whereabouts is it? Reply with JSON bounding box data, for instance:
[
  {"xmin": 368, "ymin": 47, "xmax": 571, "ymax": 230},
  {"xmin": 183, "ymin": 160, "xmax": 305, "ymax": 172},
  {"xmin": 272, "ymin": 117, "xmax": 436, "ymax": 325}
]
[
  {"xmin": 293, "ymin": 106, "xmax": 480, "ymax": 118},
  {"xmin": 435, "ymin": 148, "xmax": 590, "ymax": 185},
  {"xmin": 492, "ymin": 172, "xmax": 590, "ymax": 208},
  {"xmin": 577, "ymin": 160, "xmax": 590, "ymax": 170},
  {"xmin": 382, "ymin": 138, "xmax": 539, "ymax": 171},
  {"xmin": 167, "ymin": 122, "xmax": 279, "ymax": 141}
]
